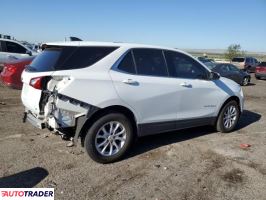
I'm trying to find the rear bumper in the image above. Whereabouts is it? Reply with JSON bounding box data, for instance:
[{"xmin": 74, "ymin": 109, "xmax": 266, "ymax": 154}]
[
  {"xmin": 255, "ymin": 73, "xmax": 266, "ymax": 78},
  {"xmin": 23, "ymin": 111, "xmax": 46, "ymax": 129}
]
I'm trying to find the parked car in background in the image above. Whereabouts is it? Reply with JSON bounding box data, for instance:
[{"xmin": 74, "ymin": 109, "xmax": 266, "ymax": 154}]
[
  {"xmin": 206, "ymin": 63, "xmax": 251, "ymax": 86},
  {"xmin": 231, "ymin": 57, "xmax": 260, "ymax": 72},
  {"xmin": 21, "ymin": 41, "xmax": 244, "ymax": 163},
  {"xmin": 0, "ymin": 38, "xmax": 37, "ymax": 65},
  {"xmin": 255, "ymin": 62, "xmax": 266, "ymax": 80},
  {"xmin": 198, "ymin": 57, "xmax": 214, "ymax": 63},
  {"xmin": 0, "ymin": 56, "xmax": 35, "ymax": 89}
]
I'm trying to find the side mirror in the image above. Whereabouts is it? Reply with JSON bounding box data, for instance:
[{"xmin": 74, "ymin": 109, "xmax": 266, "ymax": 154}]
[
  {"xmin": 26, "ymin": 50, "xmax": 32, "ymax": 56},
  {"xmin": 209, "ymin": 71, "xmax": 220, "ymax": 80}
]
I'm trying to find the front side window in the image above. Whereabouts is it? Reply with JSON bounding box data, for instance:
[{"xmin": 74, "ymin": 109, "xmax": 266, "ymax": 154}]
[
  {"xmin": 228, "ymin": 64, "xmax": 239, "ymax": 72},
  {"xmin": 132, "ymin": 49, "xmax": 168, "ymax": 77},
  {"xmin": 165, "ymin": 50, "xmax": 208, "ymax": 79},
  {"xmin": 117, "ymin": 51, "xmax": 136, "ymax": 74},
  {"xmin": 219, "ymin": 65, "xmax": 230, "ymax": 73},
  {"xmin": 5, "ymin": 41, "xmax": 27, "ymax": 54}
]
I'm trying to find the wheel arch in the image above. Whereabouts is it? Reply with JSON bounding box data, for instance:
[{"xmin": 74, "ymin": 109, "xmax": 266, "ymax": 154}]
[
  {"xmin": 79, "ymin": 105, "xmax": 138, "ymax": 146},
  {"xmin": 216, "ymin": 96, "xmax": 241, "ymax": 123}
]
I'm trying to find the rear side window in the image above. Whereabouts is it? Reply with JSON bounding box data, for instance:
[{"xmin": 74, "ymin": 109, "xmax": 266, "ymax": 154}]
[
  {"xmin": 27, "ymin": 46, "xmax": 118, "ymax": 72},
  {"xmin": 132, "ymin": 49, "xmax": 168, "ymax": 77},
  {"xmin": 117, "ymin": 51, "xmax": 136, "ymax": 74},
  {"xmin": 4, "ymin": 41, "xmax": 27, "ymax": 54},
  {"xmin": 165, "ymin": 50, "xmax": 208, "ymax": 79},
  {"xmin": 232, "ymin": 58, "xmax": 245, "ymax": 62}
]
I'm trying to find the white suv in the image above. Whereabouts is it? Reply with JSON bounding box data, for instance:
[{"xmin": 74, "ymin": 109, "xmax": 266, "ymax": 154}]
[{"xmin": 21, "ymin": 41, "xmax": 244, "ymax": 163}]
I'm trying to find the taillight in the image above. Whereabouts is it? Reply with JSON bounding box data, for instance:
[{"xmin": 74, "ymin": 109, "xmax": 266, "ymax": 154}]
[
  {"xmin": 4, "ymin": 65, "xmax": 16, "ymax": 73},
  {"xmin": 29, "ymin": 77, "xmax": 43, "ymax": 89}
]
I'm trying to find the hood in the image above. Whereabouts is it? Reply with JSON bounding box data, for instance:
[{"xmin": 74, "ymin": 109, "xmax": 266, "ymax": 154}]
[{"xmin": 217, "ymin": 77, "xmax": 241, "ymax": 94}]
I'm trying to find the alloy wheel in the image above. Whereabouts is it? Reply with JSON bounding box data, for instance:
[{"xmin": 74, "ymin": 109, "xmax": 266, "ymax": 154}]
[{"xmin": 95, "ymin": 121, "xmax": 127, "ymax": 156}]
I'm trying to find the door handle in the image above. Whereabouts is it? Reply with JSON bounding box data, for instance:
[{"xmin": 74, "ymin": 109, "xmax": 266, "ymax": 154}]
[
  {"xmin": 180, "ymin": 82, "xmax": 192, "ymax": 88},
  {"xmin": 122, "ymin": 79, "xmax": 138, "ymax": 85}
]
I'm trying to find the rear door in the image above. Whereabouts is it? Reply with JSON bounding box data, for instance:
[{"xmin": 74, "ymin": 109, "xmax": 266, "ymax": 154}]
[
  {"xmin": 228, "ymin": 64, "xmax": 242, "ymax": 84},
  {"xmin": 110, "ymin": 48, "xmax": 180, "ymax": 124}
]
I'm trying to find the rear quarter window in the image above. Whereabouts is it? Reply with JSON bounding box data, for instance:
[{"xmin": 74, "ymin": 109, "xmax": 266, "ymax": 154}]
[
  {"xmin": 26, "ymin": 46, "xmax": 118, "ymax": 72},
  {"xmin": 57, "ymin": 47, "xmax": 118, "ymax": 70}
]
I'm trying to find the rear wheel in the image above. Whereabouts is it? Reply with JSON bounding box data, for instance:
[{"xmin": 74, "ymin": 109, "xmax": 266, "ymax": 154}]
[
  {"xmin": 216, "ymin": 100, "xmax": 240, "ymax": 133},
  {"xmin": 255, "ymin": 75, "xmax": 260, "ymax": 80},
  {"xmin": 84, "ymin": 113, "xmax": 134, "ymax": 163}
]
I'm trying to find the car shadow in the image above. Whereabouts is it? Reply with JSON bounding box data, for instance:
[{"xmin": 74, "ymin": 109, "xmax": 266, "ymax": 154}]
[
  {"xmin": 126, "ymin": 110, "xmax": 261, "ymax": 160},
  {"xmin": 0, "ymin": 167, "xmax": 48, "ymax": 188},
  {"xmin": 236, "ymin": 110, "xmax": 261, "ymax": 130},
  {"xmin": 246, "ymin": 83, "xmax": 256, "ymax": 86}
]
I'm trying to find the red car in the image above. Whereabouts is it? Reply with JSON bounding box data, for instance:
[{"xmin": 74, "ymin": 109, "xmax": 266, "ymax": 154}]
[
  {"xmin": 0, "ymin": 56, "xmax": 35, "ymax": 89},
  {"xmin": 255, "ymin": 62, "xmax": 266, "ymax": 80}
]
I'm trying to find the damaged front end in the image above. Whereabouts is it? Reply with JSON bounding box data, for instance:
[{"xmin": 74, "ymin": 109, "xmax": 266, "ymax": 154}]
[{"xmin": 23, "ymin": 76, "xmax": 98, "ymax": 145}]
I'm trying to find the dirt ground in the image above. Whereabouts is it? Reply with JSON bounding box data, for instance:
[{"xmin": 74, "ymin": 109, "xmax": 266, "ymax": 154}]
[{"xmin": 0, "ymin": 75, "xmax": 265, "ymax": 200}]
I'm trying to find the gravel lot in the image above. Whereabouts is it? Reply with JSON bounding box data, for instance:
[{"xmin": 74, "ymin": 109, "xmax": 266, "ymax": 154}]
[{"xmin": 0, "ymin": 75, "xmax": 266, "ymax": 200}]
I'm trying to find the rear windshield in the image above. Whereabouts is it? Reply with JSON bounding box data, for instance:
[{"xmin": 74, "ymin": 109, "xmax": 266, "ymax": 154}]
[
  {"xmin": 232, "ymin": 58, "xmax": 244, "ymax": 62},
  {"xmin": 26, "ymin": 46, "xmax": 118, "ymax": 72},
  {"xmin": 258, "ymin": 62, "xmax": 266, "ymax": 67}
]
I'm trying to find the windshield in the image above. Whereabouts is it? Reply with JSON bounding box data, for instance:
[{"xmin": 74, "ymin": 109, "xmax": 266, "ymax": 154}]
[
  {"xmin": 232, "ymin": 58, "xmax": 244, "ymax": 62},
  {"xmin": 258, "ymin": 62, "xmax": 266, "ymax": 67}
]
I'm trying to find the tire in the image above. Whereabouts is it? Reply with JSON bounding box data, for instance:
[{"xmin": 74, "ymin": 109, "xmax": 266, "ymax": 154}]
[
  {"xmin": 256, "ymin": 76, "xmax": 260, "ymax": 80},
  {"xmin": 84, "ymin": 113, "xmax": 134, "ymax": 163},
  {"xmin": 216, "ymin": 100, "xmax": 240, "ymax": 133},
  {"xmin": 242, "ymin": 77, "xmax": 249, "ymax": 86}
]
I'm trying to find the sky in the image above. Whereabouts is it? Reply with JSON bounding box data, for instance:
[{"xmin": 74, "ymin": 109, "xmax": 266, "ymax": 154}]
[{"xmin": 1, "ymin": 0, "xmax": 266, "ymax": 52}]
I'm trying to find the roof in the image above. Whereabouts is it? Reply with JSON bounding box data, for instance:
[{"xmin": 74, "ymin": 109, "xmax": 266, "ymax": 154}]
[{"xmin": 45, "ymin": 41, "xmax": 187, "ymax": 54}]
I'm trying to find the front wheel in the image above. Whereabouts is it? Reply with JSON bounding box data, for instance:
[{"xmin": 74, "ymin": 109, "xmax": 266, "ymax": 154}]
[
  {"xmin": 84, "ymin": 113, "xmax": 134, "ymax": 163},
  {"xmin": 242, "ymin": 77, "xmax": 249, "ymax": 86},
  {"xmin": 216, "ymin": 100, "xmax": 240, "ymax": 133}
]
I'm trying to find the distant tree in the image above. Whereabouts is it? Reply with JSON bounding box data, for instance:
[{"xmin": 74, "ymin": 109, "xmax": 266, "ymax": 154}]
[{"xmin": 224, "ymin": 44, "xmax": 245, "ymax": 61}]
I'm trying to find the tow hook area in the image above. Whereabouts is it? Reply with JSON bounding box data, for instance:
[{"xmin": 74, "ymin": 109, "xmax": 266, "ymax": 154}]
[{"xmin": 23, "ymin": 111, "xmax": 46, "ymax": 129}]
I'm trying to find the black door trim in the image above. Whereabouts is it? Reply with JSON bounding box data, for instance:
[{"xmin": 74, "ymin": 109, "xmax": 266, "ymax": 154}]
[{"xmin": 137, "ymin": 117, "xmax": 216, "ymax": 137}]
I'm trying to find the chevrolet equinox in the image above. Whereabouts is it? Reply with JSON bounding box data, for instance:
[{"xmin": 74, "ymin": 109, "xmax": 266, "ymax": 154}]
[{"xmin": 21, "ymin": 41, "xmax": 244, "ymax": 163}]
